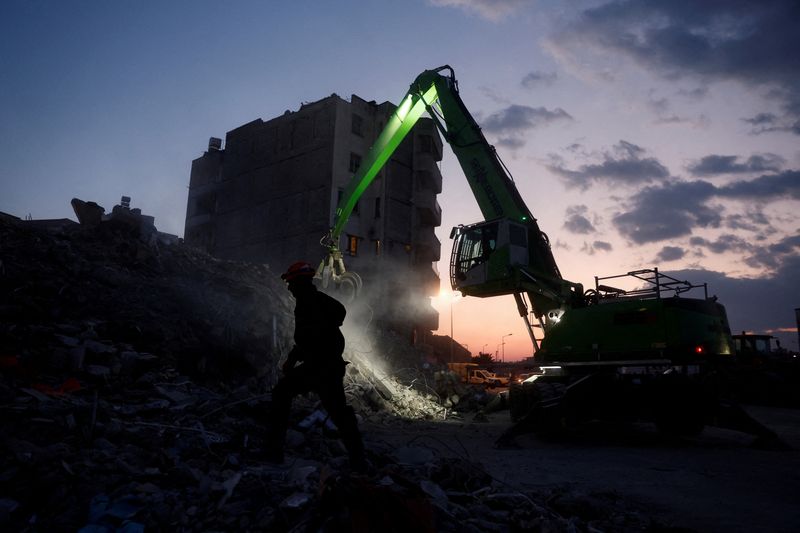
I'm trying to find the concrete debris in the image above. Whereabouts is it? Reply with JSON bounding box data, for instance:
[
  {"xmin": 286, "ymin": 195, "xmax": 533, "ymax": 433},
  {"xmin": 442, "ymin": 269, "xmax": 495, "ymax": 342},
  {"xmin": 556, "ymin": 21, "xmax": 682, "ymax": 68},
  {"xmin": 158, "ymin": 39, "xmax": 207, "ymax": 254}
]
[
  {"xmin": 0, "ymin": 214, "xmax": 667, "ymax": 531},
  {"xmin": 71, "ymin": 196, "xmax": 179, "ymax": 247},
  {"xmin": 391, "ymin": 446, "xmax": 436, "ymax": 465}
]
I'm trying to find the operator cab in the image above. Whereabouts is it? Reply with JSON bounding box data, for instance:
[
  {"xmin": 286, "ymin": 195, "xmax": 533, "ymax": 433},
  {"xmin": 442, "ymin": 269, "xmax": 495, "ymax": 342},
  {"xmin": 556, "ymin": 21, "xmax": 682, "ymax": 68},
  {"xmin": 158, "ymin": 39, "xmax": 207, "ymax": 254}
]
[{"xmin": 449, "ymin": 218, "xmax": 529, "ymax": 295}]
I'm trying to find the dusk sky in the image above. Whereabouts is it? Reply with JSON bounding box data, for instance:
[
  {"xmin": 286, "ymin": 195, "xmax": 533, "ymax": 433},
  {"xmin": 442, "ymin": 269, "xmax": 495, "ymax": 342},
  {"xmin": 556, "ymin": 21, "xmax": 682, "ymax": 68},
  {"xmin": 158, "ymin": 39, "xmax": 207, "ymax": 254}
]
[{"xmin": 2, "ymin": 1, "xmax": 799, "ymax": 358}]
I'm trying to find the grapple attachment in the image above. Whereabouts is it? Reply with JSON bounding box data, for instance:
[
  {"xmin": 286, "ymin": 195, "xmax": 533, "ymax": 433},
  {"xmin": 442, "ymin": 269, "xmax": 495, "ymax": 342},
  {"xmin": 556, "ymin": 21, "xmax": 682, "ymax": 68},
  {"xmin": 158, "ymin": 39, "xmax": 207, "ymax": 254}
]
[{"xmin": 317, "ymin": 237, "xmax": 362, "ymax": 302}]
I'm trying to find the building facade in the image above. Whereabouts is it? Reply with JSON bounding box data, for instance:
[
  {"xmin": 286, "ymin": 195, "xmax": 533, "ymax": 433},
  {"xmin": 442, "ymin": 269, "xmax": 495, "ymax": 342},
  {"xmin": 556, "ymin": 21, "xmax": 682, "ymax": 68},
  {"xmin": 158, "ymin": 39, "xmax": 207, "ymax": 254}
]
[{"xmin": 185, "ymin": 93, "xmax": 443, "ymax": 337}]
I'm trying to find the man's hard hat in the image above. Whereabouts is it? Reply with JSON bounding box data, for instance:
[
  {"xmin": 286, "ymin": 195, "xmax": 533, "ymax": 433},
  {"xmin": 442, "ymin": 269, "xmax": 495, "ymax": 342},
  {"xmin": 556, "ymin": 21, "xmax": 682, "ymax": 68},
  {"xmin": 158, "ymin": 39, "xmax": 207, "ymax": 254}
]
[{"xmin": 281, "ymin": 261, "xmax": 316, "ymax": 282}]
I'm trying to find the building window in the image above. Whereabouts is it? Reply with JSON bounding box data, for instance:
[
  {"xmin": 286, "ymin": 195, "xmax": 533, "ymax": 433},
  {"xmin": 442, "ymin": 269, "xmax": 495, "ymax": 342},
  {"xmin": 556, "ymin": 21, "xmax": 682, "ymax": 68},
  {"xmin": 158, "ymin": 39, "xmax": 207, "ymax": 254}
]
[
  {"xmin": 349, "ymin": 152, "xmax": 362, "ymax": 173},
  {"xmin": 347, "ymin": 235, "xmax": 359, "ymax": 256},
  {"xmin": 352, "ymin": 114, "xmax": 363, "ymax": 136},
  {"xmin": 374, "ymin": 197, "xmax": 381, "ymax": 218}
]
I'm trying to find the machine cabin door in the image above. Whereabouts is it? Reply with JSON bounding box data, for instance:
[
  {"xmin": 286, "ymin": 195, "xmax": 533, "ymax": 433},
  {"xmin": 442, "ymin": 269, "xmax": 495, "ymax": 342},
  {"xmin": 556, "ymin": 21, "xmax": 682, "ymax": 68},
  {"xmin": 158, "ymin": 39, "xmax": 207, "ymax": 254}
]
[
  {"xmin": 451, "ymin": 222, "xmax": 497, "ymax": 289},
  {"xmin": 507, "ymin": 222, "xmax": 528, "ymax": 267},
  {"xmin": 450, "ymin": 219, "xmax": 532, "ymax": 293}
]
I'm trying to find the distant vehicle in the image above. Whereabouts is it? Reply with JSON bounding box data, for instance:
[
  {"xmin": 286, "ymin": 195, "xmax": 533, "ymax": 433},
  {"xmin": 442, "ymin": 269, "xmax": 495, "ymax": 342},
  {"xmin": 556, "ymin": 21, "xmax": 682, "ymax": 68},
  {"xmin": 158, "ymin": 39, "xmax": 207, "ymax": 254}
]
[
  {"xmin": 731, "ymin": 332, "xmax": 800, "ymax": 407},
  {"xmin": 467, "ymin": 369, "xmax": 509, "ymax": 388},
  {"xmin": 447, "ymin": 363, "xmax": 509, "ymax": 388},
  {"xmin": 732, "ymin": 332, "xmax": 795, "ymax": 363}
]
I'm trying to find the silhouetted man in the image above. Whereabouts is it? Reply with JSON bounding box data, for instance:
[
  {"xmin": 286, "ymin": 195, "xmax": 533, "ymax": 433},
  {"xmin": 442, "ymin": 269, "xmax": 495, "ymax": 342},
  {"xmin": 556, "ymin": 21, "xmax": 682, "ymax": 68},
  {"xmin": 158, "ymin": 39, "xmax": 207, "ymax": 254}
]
[{"xmin": 267, "ymin": 262, "xmax": 365, "ymax": 470}]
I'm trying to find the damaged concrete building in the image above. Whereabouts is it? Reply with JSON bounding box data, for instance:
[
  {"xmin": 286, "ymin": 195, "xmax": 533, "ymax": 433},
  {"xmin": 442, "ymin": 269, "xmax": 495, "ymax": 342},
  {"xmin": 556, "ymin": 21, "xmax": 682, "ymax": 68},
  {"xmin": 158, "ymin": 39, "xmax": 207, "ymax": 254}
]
[{"xmin": 184, "ymin": 93, "xmax": 443, "ymax": 341}]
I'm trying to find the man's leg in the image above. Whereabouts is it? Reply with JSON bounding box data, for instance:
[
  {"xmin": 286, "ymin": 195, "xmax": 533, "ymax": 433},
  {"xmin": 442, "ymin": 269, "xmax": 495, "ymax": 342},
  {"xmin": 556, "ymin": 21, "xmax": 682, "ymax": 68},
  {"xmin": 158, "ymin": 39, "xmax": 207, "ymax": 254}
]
[
  {"xmin": 317, "ymin": 378, "xmax": 365, "ymax": 469},
  {"xmin": 267, "ymin": 367, "xmax": 309, "ymax": 461}
]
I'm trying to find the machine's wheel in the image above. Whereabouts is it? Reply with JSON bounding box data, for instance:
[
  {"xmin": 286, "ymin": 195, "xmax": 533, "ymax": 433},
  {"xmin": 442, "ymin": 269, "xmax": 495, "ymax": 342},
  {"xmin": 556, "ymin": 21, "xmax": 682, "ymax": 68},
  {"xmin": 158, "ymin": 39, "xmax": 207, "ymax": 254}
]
[
  {"xmin": 509, "ymin": 379, "xmax": 566, "ymax": 422},
  {"xmin": 508, "ymin": 383, "xmax": 529, "ymax": 422}
]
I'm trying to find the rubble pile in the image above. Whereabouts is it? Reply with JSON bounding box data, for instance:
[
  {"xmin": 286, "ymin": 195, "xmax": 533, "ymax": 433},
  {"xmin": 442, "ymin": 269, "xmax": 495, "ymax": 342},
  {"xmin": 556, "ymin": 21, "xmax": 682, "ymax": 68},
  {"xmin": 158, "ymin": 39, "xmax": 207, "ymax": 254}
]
[
  {"xmin": 346, "ymin": 366, "xmax": 446, "ymax": 422},
  {"xmin": 341, "ymin": 327, "xmax": 493, "ymax": 420},
  {"xmin": 0, "ymin": 372, "xmax": 657, "ymax": 532},
  {"xmin": 340, "ymin": 341, "xmax": 450, "ymax": 422},
  {"xmin": 0, "ymin": 217, "xmax": 660, "ymax": 531},
  {"xmin": 0, "ymin": 215, "xmax": 294, "ymax": 383},
  {"xmin": 433, "ymin": 370, "xmax": 471, "ymax": 410}
]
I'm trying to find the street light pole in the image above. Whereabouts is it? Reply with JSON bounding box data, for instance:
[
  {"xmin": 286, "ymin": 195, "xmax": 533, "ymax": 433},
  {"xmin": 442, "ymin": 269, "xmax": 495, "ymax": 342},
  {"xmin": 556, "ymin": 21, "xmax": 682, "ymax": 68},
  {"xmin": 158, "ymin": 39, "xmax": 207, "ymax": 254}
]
[
  {"xmin": 502, "ymin": 333, "xmax": 513, "ymax": 363},
  {"xmin": 449, "ymin": 296, "xmax": 454, "ymax": 363}
]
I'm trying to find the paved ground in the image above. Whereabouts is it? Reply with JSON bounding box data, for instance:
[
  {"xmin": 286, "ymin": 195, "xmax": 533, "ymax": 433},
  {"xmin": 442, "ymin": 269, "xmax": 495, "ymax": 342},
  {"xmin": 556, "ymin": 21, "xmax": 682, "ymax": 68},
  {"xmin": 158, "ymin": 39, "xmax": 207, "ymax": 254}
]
[{"xmin": 365, "ymin": 405, "xmax": 800, "ymax": 532}]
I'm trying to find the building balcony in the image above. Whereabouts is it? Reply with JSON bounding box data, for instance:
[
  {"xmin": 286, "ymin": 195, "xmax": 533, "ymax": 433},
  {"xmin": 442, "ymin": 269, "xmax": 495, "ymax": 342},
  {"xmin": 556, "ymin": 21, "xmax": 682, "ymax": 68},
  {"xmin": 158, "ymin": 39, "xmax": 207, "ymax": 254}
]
[
  {"xmin": 418, "ymin": 264, "xmax": 441, "ymax": 294},
  {"xmin": 413, "ymin": 230, "xmax": 441, "ymax": 262},
  {"xmin": 415, "ymin": 300, "xmax": 440, "ymax": 331},
  {"xmin": 414, "ymin": 193, "xmax": 442, "ymax": 227},
  {"xmin": 412, "ymin": 152, "xmax": 440, "ymax": 173},
  {"xmin": 416, "ymin": 167, "xmax": 442, "ymax": 194},
  {"xmin": 413, "ymin": 120, "xmax": 443, "ymax": 162}
]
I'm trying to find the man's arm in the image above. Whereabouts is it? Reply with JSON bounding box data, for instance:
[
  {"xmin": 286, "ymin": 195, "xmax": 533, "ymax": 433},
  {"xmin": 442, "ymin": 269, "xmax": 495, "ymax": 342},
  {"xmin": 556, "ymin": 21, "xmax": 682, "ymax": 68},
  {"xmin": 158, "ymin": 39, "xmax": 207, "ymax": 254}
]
[
  {"xmin": 282, "ymin": 346, "xmax": 301, "ymax": 373},
  {"xmin": 322, "ymin": 293, "xmax": 347, "ymax": 326}
]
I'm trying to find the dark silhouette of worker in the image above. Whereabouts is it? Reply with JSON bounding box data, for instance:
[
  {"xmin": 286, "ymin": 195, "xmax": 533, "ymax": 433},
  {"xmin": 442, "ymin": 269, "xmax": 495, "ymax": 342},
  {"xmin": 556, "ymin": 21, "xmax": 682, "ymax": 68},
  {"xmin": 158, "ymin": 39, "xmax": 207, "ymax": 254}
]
[{"xmin": 267, "ymin": 261, "xmax": 366, "ymax": 470}]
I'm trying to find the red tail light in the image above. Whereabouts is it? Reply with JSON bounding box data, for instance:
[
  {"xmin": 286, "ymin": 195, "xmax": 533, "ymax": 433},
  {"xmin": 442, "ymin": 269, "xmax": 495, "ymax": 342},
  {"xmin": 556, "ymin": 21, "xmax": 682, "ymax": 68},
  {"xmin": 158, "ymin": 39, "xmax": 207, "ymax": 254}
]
[{"xmin": 694, "ymin": 345, "xmax": 705, "ymax": 354}]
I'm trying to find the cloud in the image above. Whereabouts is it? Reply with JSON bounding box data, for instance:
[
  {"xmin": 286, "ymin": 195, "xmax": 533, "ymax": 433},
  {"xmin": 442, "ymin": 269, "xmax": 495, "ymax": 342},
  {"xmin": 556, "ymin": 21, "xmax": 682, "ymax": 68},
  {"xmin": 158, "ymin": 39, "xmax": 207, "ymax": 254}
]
[
  {"xmin": 690, "ymin": 234, "xmax": 753, "ymax": 255},
  {"xmin": 725, "ymin": 209, "xmax": 772, "ymax": 232},
  {"xmin": 613, "ymin": 171, "xmax": 800, "ymax": 244},
  {"xmin": 741, "ymin": 113, "xmax": 800, "ymax": 135},
  {"xmin": 647, "ymin": 91, "xmax": 709, "ymax": 127},
  {"xmin": 742, "ymin": 112, "xmax": 779, "ymax": 127},
  {"xmin": 743, "ymin": 233, "xmax": 800, "ymax": 271},
  {"xmin": 546, "ymin": 0, "xmax": 800, "ymax": 135},
  {"xmin": 482, "ymin": 104, "xmax": 572, "ymax": 148},
  {"xmin": 495, "ymin": 136, "xmax": 526, "ymax": 150},
  {"xmin": 687, "ymin": 154, "xmax": 785, "ymax": 176},
  {"xmin": 653, "ymin": 114, "xmax": 710, "ymax": 128},
  {"xmin": 717, "ymin": 170, "xmax": 800, "ymax": 200},
  {"xmin": 548, "ymin": 140, "xmax": 670, "ymax": 189},
  {"xmin": 521, "ymin": 71, "xmax": 558, "ymax": 89},
  {"xmin": 479, "ymin": 86, "xmax": 511, "ymax": 105},
  {"xmin": 563, "ymin": 205, "xmax": 596, "ymax": 234},
  {"xmin": 656, "ymin": 245, "xmax": 686, "ymax": 262},
  {"xmin": 482, "ymin": 105, "xmax": 572, "ymax": 134},
  {"xmin": 677, "ymin": 87, "xmax": 709, "ymax": 100},
  {"xmin": 612, "ymin": 180, "xmax": 721, "ymax": 244},
  {"xmin": 580, "ymin": 240, "xmax": 612, "ymax": 255},
  {"xmin": 647, "ymin": 91, "xmax": 671, "ymax": 115},
  {"xmin": 427, "ymin": 0, "xmax": 528, "ymax": 21}
]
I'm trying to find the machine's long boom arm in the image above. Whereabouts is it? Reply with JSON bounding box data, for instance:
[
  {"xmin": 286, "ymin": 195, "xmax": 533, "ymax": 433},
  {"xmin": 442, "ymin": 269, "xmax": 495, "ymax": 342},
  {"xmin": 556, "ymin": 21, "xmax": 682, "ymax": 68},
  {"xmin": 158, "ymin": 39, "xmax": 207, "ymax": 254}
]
[
  {"xmin": 323, "ymin": 66, "xmax": 581, "ymax": 338},
  {"xmin": 330, "ymin": 77, "xmax": 437, "ymax": 242},
  {"xmin": 415, "ymin": 67, "xmax": 534, "ymax": 223},
  {"xmin": 329, "ymin": 66, "xmax": 560, "ymax": 274}
]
